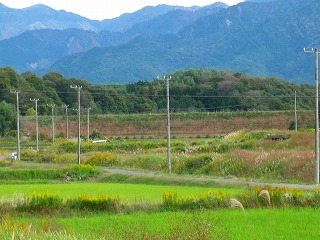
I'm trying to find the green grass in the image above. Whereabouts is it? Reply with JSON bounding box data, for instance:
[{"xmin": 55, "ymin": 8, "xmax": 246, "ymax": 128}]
[
  {"xmin": 13, "ymin": 208, "xmax": 320, "ymax": 239},
  {"xmin": 0, "ymin": 183, "xmax": 242, "ymax": 203},
  {"xmin": 222, "ymin": 208, "xmax": 320, "ymax": 239}
]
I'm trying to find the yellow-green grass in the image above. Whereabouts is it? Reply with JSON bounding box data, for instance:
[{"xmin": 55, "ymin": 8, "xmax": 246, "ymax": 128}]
[
  {"xmin": 13, "ymin": 208, "xmax": 320, "ymax": 239},
  {"xmin": 0, "ymin": 183, "xmax": 242, "ymax": 203}
]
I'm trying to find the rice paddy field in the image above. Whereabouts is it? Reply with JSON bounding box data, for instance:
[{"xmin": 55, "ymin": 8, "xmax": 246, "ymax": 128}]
[
  {"xmin": 0, "ymin": 111, "xmax": 318, "ymax": 239},
  {"xmin": 43, "ymin": 208, "xmax": 320, "ymax": 239},
  {"xmin": 6, "ymin": 203, "xmax": 320, "ymax": 239},
  {"xmin": 0, "ymin": 183, "xmax": 242, "ymax": 203}
]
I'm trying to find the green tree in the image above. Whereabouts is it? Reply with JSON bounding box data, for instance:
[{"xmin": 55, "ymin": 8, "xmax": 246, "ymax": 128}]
[{"xmin": 0, "ymin": 101, "xmax": 16, "ymax": 136}]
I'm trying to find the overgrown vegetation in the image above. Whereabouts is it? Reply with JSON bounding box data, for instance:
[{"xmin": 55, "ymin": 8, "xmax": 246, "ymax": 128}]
[{"xmin": 13, "ymin": 129, "xmax": 314, "ymax": 183}]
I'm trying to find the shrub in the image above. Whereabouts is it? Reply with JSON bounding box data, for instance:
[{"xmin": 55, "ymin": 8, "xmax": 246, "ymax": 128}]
[
  {"xmin": 89, "ymin": 129, "xmax": 102, "ymax": 139},
  {"xmin": 174, "ymin": 154, "xmax": 212, "ymax": 174},
  {"xmin": 55, "ymin": 141, "xmax": 77, "ymax": 153},
  {"xmin": 84, "ymin": 153, "xmax": 117, "ymax": 166},
  {"xmin": 162, "ymin": 191, "xmax": 230, "ymax": 211},
  {"xmin": 62, "ymin": 164, "xmax": 98, "ymax": 181},
  {"xmin": 122, "ymin": 154, "xmax": 166, "ymax": 171},
  {"xmin": 201, "ymin": 155, "xmax": 245, "ymax": 177},
  {"xmin": 16, "ymin": 191, "xmax": 63, "ymax": 213},
  {"xmin": 67, "ymin": 194, "xmax": 120, "ymax": 213},
  {"xmin": 20, "ymin": 149, "xmax": 38, "ymax": 162}
]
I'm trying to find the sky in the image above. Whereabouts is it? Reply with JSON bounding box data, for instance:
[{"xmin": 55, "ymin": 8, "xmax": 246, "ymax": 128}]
[{"xmin": 0, "ymin": 0, "xmax": 244, "ymax": 20}]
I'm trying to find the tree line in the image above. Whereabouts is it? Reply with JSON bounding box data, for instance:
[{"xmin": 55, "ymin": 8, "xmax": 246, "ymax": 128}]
[{"xmin": 0, "ymin": 66, "xmax": 315, "ymax": 136}]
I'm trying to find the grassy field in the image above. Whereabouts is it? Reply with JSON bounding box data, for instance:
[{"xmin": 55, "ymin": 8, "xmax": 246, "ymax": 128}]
[
  {"xmin": 57, "ymin": 208, "xmax": 320, "ymax": 239},
  {"xmin": 9, "ymin": 208, "xmax": 320, "ymax": 239},
  {"xmin": 0, "ymin": 183, "xmax": 242, "ymax": 203}
]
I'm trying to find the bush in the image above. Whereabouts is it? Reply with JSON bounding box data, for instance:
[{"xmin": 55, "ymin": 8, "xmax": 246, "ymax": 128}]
[
  {"xmin": 201, "ymin": 156, "xmax": 245, "ymax": 177},
  {"xmin": 67, "ymin": 194, "xmax": 120, "ymax": 213},
  {"xmin": 20, "ymin": 149, "xmax": 38, "ymax": 161},
  {"xmin": 162, "ymin": 191, "xmax": 230, "ymax": 211},
  {"xmin": 62, "ymin": 164, "xmax": 98, "ymax": 181},
  {"xmin": 174, "ymin": 154, "xmax": 212, "ymax": 174},
  {"xmin": 89, "ymin": 129, "xmax": 102, "ymax": 139},
  {"xmin": 84, "ymin": 153, "xmax": 117, "ymax": 166},
  {"xmin": 16, "ymin": 191, "xmax": 63, "ymax": 213}
]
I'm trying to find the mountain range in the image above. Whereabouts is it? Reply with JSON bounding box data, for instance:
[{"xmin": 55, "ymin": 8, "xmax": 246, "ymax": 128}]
[{"xmin": 0, "ymin": 0, "xmax": 318, "ymax": 84}]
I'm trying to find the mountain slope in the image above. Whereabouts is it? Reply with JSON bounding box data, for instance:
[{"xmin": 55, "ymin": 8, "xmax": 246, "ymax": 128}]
[
  {"xmin": 44, "ymin": 0, "xmax": 320, "ymax": 84},
  {"xmin": 0, "ymin": 29, "xmax": 101, "ymax": 72},
  {"xmin": 0, "ymin": 2, "xmax": 227, "ymax": 73}
]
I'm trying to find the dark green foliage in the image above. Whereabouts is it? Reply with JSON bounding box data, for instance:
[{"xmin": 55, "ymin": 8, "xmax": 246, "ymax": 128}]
[
  {"xmin": 0, "ymin": 101, "xmax": 16, "ymax": 137},
  {"xmin": 16, "ymin": 191, "xmax": 63, "ymax": 213},
  {"xmin": 0, "ymin": 67, "xmax": 315, "ymax": 127}
]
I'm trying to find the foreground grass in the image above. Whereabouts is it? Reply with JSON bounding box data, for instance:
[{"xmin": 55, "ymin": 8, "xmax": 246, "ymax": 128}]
[
  {"xmin": 0, "ymin": 183, "xmax": 242, "ymax": 203},
  {"xmin": 10, "ymin": 208, "xmax": 320, "ymax": 239}
]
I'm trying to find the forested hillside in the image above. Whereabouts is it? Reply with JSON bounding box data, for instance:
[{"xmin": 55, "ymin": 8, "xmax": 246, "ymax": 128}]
[{"xmin": 0, "ymin": 67, "xmax": 314, "ymax": 117}]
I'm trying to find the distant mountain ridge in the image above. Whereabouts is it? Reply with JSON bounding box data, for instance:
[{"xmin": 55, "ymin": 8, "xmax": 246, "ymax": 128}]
[
  {"xmin": 0, "ymin": 0, "xmax": 318, "ymax": 85},
  {"xmin": 41, "ymin": 0, "xmax": 320, "ymax": 84},
  {"xmin": 0, "ymin": 2, "xmax": 228, "ymax": 74},
  {"xmin": 0, "ymin": 3, "xmax": 100, "ymax": 40},
  {"xmin": 0, "ymin": 2, "xmax": 228, "ymax": 40}
]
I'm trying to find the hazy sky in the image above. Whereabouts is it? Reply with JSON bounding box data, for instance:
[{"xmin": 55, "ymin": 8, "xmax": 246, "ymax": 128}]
[{"xmin": 0, "ymin": 0, "xmax": 244, "ymax": 20}]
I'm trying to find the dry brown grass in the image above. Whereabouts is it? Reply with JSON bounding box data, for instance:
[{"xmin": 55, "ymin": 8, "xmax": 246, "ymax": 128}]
[{"xmin": 22, "ymin": 112, "xmax": 313, "ymax": 138}]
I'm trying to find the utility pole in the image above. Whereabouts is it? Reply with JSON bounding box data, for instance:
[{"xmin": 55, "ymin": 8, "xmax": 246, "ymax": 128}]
[
  {"xmin": 70, "ymin": 85, "xmax": 82, "ymax": 165},
  {"xmin": 63, "ymin": 104, "xmax": 69, "ymax": 140},
  {"xmin": 85, "ymin": 108, "xmax": 91, "ymax": 142},
  {"xmin": 30, "ymin": 98, "xmax": 39, "ymax": 151},
  {"xmin": 166, "ymin": 75, "xmax": 172, "ymax": 173},
  {"xmin": 11, "ymin": 90, "xmax": 20, "ymax": 160},
  {"xmin": 304, "ymin": 47, "xmax": 319, "ymax": 184},
  {"xmin": 294, "ymin": 91, "xmax": 298, "ymax": 131},
  {"xmin": 158, "ymin": 75, "xmax": 172, "ymax": 173},
  {"xmin": 47, "ymin": 104, "xmax": 55, "ymax": 144}
]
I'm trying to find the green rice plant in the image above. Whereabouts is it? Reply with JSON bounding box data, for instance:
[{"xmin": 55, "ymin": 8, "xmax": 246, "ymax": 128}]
[
  {"xmin": 67, "ymin": 194, "xmax": 120, "ymax": 213},
  {"xmin": 0, "ymin": 169, "xmax": 63, "ymax": 181},
  {"xmin": 115, "ymin": 211, "xmax": 226, "ymax": 240},
  {"xmin": 84, "ymin": 153, "xmax": 117, "ymax": 166}
]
